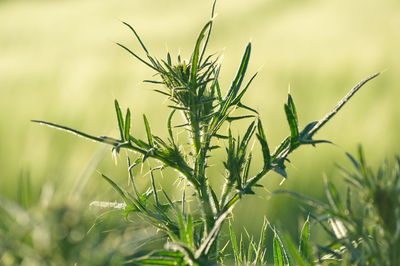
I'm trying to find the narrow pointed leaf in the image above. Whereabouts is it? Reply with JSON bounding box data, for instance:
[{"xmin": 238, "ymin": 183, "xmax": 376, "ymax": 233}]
[
  {"xmin": 122, "ymin": 21, "xmax": 149, "ymax": 54},
  {"xmin": 114, "ymin": 100, "xmax": 125, "ymax": 141},
  {"xmin": 231, "ymin": 72, "xmax": 258, "ymax": 106},
  {"xmin": 299, "ymin": 215, "xmax": 314, "ymax": 263},
  {"xmin": 143, "ymin": 114, "xmax": 154, "ymax": 147},
  {"xmin": 240, "ymin": 121, "xmax": 256, "ymax": 153},
  {"xmin": 256, "ymin": 119, "xmax": 271, "ymax": 168},
  {"xmin": 238, "ymin": 102, "xmax": 258, "ymax": 114},
  {"xmin": 167, "ymin": 110, "xmax": 176, "ymax": 145},
  {"xmin": 167, "ymin": 52, "xmax": 172, "ymax": 66},
  {"xmin": 283, "ymin": 234, "xmax": 307, "ymax": 266},
  {"xmin": 190, "ymin": 21, "xmax": 212, "ymax": 85},
  {"xmin": 325, "ymin": 180, "xmax": 345, "ymax": 213},
  {"xmin": 287, "ymin": 94, "xmax": 298, "ymax": 123},
  {"xmin": 124, "ymin": 108, "xmax": 131, "ymax": 141},
  {"xmin": 226, "ymin": 115, "xmax": 255, "ymax": 122},
  {"xmin": 31, "ymin": 120, "xmax": 120, "ymax": 146},
  {"xmin": 227, "ymin": 43, "xmax": 252, "ymax": 99},
  {"xmin": 273, "ymin": 231, "xmax": 288, "ymax": 266},
  {"xmin": 284, "ymin": 103, "xmax": 299, "ymax": 142},
  {"xmin": 100, "ymin": 173, "xmax": 134, "ymax": 209},
  {"xmin": 116, "ymin": 42, "xmax": 158, "ymax": 71}
]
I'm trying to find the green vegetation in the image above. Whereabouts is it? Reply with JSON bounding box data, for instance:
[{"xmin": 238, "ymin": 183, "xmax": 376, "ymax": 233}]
[
  {"xmin": 1, "ymin": 0, "xmax": 398, "ymax": 265},
  {"xmin": 274, "ymin": 148, "xmax": 400, "ymax": 265},
  {"xmin": 30, "ymin": 2, "xmax": 380, "ymax": 264}
]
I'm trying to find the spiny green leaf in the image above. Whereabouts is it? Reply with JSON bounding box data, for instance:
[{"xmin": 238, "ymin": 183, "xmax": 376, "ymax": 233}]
[
  {"xmin": 325, "ymin": 180, "xmax": 345, "ymax": 213},
  {"xmin": 238, "ymin": 102, "xmax": 258, "ymax": 114},
  {"xmin": 282, "ymin": 234, "xmax": 307, "ymax": 266},
  {"xmin": 287, "ymin": 94, "xmax": 298, "ymax": 123},
  {"xmin": 100, "ymin": 173, "xmax": 135, "ymax": 210},
  {"xmin": 209, "ymin": 186, "xmax": 220, "ymax": 213},
  {"xmin": 273, "ymin": 231, "xmax": 286, "ymax": 266},
  {"xmin": 230, "ymin": 72, "xmax": 258, "ymax": 106},
  {"xmin": 226, "ymin": 115, "xmax": 255, "ymax": 122},
  {"xmin": 214, "ymin": 134, "xmax": 229, "ymax": 139},
  {"xmin": 114, "ymin": 100, "xmax": 125, "ymax": 141},
  {"xmin": 256, "ymin": 119, "xmax": 271, "ymax": 168},
  {"xmin": 299, "ymin": 121, "xmax": 318, "ymax": 139},
  {"xmin": 167, "ymin": 52, "xmax": 172, "ymax": 66},
  {"xmin": 239, "ymin": 121, "xmax": 256, "ymax": 154},
  {"xmin": 116, "ymin": 42, "xmax": 158, "ymax": 71},
  {"xmin": 229, "ymin": 222, "xmax": 240, "ymax": 263},
  {"xmin": 284, "ymin": 103, "xmax": 299, "ymax": 143},
  {"xmin": 299, "ymin": 215, "xmax": 314, "ymax": 263},
  {"xmin": 272, "ymin": 158, "xmax": 288, "ymax": 178},
  {"xmin": 255, "ymin": 218, "xmax": 268, "ymax": 264},
  {"xmin": 150, "ymin": 171, "xmax": 160, "ymax": 206},
  {"xmin": 143, "ymin": 114, "xmax": 154, "ymax": 147},
  {"xmin": 190, "ymin": 21, "xmax": 212, "ymax": 86},
  {"xmin": 121, "ymin": 21, "xmax": 149, "ymax": 54},
  {"xmin": 167, "ymin": 110, "xmax": 176, "ymax": 145},
  {"xmin": 228, "ymin": 42, "xmax": 252, "ymax": 99},
  {"xmin": 198, "ymin": 0, "xmax": 216, "ymax": 64},
  {"xmin": 273, "ymin": 137, "xmax": 290, "ymax": 158},
  {"xmin": 131, "ymin": 258, "xmax": 179, "ymax": 265},
  {"xmin": 242, "ymin": 153, "xmax": 252, "ymax": 184},
  {"xmin": 186, "ymin": 214, "xmax": 194, "ymax": 249},
  {"xmin": 124, "ymin": 108, "xmax": 131, "ymax": 141},
  {"xmin": 144, "ymin": 80, "xmax": 164, "ymax": 84},
  {"xmin": 153, "ymin": 89, "xmax": 171, "ymax": 97}
]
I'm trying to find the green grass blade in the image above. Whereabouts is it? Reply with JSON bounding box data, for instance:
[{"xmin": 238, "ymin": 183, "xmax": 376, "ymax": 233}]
[
  {"xmin": 255, "ymin": 218, "xmax": 268, "ymax": 264},
  {"xmin": 273, "ymin": 229, "xmax": 292, "ymax": 266},
  {"xmin": 273, "ymin": 232, "xmax": 285, "ymax": 266},
  {"xmin": 114, "ymin": 100, "xmax": 125, "ymax": 141},
  {"xmin": 283, "ymin": 234, "xmax": 307, "ymax": 266}
]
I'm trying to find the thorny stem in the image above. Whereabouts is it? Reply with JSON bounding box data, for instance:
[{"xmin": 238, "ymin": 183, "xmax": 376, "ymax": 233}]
[
  {"xmin": 308, "ymin": 72, "xmax": 380, "ymax": 137},
  {"xmin": 33, "ymin": 6, "xmax": 381, "ymax": 261},
  {"xmin": 197, "ymin": 72, "xmax": 380, "ymax": 257}
]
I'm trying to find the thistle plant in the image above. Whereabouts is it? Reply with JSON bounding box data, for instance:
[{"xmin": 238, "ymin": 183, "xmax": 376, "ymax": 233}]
[
  {"xmin": 32, "ymin": 2, "xmax": 379, "ymax": 265},
  {"xmin": 275, "ymin": 148, "xmax": 400, "ymax": 265}
]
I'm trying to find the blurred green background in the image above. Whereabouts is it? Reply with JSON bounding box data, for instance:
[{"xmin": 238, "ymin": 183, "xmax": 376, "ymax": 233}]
[{"xmin": 1, "ymin": 0, "xmax": 399, "ymax": 257}]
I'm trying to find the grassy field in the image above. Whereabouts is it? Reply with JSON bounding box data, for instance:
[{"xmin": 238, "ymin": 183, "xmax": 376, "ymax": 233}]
[{"xmin": 1, "ymin": 0, "xmax": 399, "ymax": 257}]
